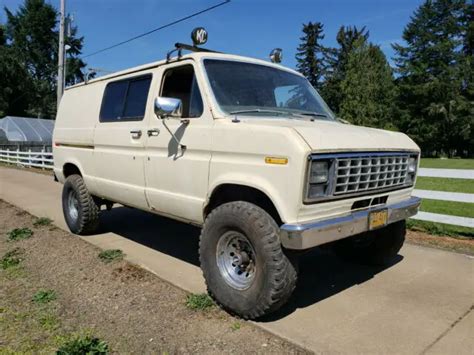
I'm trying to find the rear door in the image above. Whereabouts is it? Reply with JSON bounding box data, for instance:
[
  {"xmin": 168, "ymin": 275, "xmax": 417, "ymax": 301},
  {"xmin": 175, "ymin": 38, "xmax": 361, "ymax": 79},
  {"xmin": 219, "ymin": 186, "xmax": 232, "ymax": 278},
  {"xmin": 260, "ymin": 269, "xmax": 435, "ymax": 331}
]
[{"xmin": 93, "ymin": 73, "xmax": 153, "ymax": 208}]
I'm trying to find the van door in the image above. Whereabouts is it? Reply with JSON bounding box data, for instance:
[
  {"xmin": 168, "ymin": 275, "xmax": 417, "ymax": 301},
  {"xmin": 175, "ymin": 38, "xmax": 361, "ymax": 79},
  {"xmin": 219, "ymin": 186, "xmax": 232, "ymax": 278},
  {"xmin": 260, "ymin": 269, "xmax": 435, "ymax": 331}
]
[
  {"xmin": 93, "ymin": 73, "xmax": 153, "ymax": 209},
  {"xmin": 144, "ymin": 61, "xmax": 212, "ymax": 223}
]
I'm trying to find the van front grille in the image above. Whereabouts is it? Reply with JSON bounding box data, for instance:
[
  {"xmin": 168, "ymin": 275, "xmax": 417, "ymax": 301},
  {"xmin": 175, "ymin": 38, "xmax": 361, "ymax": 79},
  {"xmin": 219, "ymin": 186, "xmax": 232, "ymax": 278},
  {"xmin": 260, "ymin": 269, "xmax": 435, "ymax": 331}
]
[{"xmin": 334, "ymin": 154, "xmax": 409, "ymax": 195}]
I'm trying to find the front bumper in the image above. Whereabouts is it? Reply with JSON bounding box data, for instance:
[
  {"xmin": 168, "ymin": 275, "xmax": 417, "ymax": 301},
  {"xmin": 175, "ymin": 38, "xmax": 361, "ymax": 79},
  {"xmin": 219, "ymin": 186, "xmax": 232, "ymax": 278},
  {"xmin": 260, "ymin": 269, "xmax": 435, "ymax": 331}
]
[{"xmin": 280, "ymin": 196, "xmax": 421, "ymax": 250}]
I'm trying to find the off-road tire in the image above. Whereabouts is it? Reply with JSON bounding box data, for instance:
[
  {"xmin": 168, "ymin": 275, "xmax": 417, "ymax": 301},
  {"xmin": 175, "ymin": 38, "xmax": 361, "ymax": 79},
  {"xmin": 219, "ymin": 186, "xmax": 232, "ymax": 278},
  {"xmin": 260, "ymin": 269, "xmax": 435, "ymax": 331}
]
[
  {"xmin": 333, "ymin": 220, "xmax": 406, "ymax": 266},
  {"xmin": 199, "ymin": 201, "xmax": 297, "ymax": 319},
  {"xmin": 62, "ymin": 174, "xmax": 99, "ymax": 235}
]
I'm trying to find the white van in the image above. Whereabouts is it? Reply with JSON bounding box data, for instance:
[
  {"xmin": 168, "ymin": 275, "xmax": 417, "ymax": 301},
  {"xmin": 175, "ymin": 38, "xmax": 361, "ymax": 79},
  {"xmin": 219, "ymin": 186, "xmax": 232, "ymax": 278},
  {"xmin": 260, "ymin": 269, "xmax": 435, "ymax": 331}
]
[{"xmin": 54, "ymin": 32, "xmax": 421, "ymax": 319}]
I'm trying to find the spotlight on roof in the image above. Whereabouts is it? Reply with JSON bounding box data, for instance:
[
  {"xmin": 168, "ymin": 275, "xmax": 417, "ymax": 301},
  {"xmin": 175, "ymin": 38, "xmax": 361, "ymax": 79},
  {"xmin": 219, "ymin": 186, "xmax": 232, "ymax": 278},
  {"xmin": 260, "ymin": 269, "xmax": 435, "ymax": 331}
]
[
  {"xmin": 270, "ymin": 48, "xmax": 283, "ymax": 63},
  {"xmin": 191, "ymin": 27, "xmax": 208, "ymax": 46}
]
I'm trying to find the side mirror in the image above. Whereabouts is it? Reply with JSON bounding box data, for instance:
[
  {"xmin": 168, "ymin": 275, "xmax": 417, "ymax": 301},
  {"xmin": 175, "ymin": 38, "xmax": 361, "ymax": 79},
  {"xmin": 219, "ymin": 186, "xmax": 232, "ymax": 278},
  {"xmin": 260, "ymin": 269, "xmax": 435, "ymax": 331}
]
[{"xmin": 154, "ymin": 96, "xmax": 182, "ymax": 119}]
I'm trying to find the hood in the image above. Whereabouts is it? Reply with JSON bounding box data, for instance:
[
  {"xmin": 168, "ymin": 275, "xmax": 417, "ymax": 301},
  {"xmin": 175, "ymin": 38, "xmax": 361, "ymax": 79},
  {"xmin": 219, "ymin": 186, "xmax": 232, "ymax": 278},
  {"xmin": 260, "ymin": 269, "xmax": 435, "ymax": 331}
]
[{"xmin": 238, "ymin": 117, "xmax": 419, "ymax": 153}]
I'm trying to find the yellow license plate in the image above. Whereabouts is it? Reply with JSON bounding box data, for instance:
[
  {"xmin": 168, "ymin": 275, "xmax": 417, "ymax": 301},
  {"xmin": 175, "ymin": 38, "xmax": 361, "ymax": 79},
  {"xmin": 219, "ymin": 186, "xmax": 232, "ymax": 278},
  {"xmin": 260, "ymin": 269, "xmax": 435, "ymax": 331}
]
[{"xmin": 369, "ymin": 210, "xmax": 388, "ymax": 230}]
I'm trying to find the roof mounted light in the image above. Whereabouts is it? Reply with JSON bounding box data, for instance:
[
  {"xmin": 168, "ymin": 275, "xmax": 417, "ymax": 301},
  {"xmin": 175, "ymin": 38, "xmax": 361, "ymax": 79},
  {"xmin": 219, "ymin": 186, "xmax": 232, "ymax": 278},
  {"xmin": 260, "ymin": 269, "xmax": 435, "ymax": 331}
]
[
  {"xmin": 191, "ymin": 27, "xmax": 208, "ymax": 46},
  {"xmin": 270, "ymin": 48, "xmax": 282, "ymax": 63}
]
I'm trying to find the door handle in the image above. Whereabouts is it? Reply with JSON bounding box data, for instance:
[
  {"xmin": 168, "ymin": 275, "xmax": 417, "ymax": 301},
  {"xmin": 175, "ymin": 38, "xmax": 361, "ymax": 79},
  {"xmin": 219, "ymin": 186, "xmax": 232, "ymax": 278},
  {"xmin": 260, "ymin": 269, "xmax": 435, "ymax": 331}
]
[
  {"xmin": 130, "ymin": 130, "xmax": 142, "ymax": 139},
  {"xmin": 147, "ymin": 128, "xmax": 160, "ymax": 137}
]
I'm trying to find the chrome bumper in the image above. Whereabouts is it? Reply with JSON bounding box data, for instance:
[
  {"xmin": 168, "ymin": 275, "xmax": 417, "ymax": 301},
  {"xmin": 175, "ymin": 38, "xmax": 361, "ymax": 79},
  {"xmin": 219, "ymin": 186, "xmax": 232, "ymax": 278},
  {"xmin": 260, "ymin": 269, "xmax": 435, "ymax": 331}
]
[{"xmin": 280, "ymin": 196, "xmax": 421, "ymax": 250}]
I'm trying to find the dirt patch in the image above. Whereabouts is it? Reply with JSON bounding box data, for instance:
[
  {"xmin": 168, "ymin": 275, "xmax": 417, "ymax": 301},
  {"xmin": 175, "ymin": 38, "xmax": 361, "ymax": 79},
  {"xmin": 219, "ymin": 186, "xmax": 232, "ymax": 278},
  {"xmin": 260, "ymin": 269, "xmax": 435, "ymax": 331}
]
[
  {"xmin": 406, "ymin": 230, "xmax": 474, "ymax": 255},
  {"xmin": 0, "ymin": 200, "xmax": 307, "ymax": 354}
]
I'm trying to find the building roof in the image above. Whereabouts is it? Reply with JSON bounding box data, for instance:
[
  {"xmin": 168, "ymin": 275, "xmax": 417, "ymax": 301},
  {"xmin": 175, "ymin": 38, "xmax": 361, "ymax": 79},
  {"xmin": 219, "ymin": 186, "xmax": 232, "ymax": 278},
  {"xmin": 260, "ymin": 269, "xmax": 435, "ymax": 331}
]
[{"xmin": 0, "ymin": 116, "xmax": 54, "ymax": 143}]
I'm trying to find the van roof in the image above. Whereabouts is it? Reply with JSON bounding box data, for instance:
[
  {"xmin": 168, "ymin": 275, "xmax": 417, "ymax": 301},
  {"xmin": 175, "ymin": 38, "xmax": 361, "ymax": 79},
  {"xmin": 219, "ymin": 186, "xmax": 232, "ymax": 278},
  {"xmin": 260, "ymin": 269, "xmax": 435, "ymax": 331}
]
[{"xmin": 66, "ymin": 51, "xmax": 302, "ymax": 90}]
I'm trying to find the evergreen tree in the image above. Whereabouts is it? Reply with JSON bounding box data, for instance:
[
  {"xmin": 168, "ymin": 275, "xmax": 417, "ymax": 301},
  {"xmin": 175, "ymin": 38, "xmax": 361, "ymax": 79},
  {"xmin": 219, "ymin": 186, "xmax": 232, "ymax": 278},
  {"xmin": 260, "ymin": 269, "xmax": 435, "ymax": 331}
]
[
  {"xmin": 393, "ymin": 0, "xmax": 472, "ymax": 156},
  {"xmin": 339, "ymin": 38, "xmax": 396, "ymax": 128},
  {"xmin": 3, "ymin": 0, "xmax": 87, "ymax": 118},
  {"xmin": 295, "ymin": 22, "xmax": 326, "ymax": 89},
  {"xmin": 321, "ymin": 25, "xmax": 369, "ymax": 113}
]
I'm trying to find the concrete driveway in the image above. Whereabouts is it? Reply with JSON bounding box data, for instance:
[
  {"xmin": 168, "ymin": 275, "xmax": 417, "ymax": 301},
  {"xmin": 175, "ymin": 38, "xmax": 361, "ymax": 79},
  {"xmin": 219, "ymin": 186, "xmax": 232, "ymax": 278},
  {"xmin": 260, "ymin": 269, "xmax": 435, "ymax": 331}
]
[{"xmin": 1, "ymin": 166, "xmax": 473, "ymax": 354}]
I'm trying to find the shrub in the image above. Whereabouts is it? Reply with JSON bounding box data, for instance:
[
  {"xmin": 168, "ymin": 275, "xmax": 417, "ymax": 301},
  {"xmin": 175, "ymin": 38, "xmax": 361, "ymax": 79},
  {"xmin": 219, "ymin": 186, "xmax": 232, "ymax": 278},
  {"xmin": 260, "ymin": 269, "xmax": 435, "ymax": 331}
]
[
  {"xmin": 98, "ymin": 249, "xmax": 124, "ymax": 263},
  {"xmin": 56, "ymin": 335, "xmax": 109, "ymax": 354},
  {"xmin": 185, "ymin": 293, "xmax": 214, "ymax": 311},
  {"xmin": 7, "ymin": 227, "xmax": 33, "ymax": 241}
]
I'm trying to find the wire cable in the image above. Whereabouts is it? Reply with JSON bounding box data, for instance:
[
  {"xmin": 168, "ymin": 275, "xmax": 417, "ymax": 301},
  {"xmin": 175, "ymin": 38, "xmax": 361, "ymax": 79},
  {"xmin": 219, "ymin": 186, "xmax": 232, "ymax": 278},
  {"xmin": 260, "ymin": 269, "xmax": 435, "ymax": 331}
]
[{"xmin": 81, "ymin": 0, "xmax": 231, "ymax": 59}]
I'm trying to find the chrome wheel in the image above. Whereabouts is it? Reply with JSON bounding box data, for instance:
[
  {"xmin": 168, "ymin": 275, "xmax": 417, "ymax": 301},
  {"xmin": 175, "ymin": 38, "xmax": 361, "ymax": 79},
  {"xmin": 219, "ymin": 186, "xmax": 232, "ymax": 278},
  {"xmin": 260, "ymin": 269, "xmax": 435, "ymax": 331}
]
[
  {"xmin": 67, "ymin": 190, "xmax": 79, "ymax": 221},
  {"xmin": 216, "ymin": 231, "xmax": 257, "ymax": 290}
]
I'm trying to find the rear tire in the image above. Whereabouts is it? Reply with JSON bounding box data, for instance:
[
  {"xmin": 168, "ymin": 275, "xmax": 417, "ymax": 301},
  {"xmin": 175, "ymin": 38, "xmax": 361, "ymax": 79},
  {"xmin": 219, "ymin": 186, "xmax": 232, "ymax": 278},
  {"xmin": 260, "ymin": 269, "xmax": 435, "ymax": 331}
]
[
  {"xmin": 199, "ymin": 201, "xmax": 297, "ymax": 319},
  {"xmin": 333, "ymin": 220, "xmax": 406, "ymax": 266},
  {"xmin": 62, "ymin": 174, "xmax": 99, "ymax": 235}
]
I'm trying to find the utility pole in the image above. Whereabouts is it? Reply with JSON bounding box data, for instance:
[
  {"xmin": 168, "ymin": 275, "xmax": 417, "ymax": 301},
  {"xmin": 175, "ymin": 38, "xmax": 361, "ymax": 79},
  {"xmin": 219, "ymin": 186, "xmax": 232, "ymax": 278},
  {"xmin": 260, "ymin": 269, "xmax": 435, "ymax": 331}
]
[{"xmin": 57, "ymin": 0, "xmax": 66, "ymax": 108}]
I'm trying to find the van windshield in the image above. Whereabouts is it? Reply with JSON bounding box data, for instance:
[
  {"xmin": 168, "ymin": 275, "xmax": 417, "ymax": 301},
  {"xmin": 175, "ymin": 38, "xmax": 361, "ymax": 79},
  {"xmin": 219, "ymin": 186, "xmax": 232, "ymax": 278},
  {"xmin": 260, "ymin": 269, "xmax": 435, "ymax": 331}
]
[{"xmin": 204, "ymin": 59, "xmax": 335, "ymax": 120}]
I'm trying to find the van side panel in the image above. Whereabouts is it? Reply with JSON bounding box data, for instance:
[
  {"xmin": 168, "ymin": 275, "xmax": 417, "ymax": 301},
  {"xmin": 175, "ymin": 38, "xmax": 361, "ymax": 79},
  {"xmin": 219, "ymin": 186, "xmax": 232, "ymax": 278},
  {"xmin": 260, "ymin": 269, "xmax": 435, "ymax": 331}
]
[{"xmin": 53, "ymin": 83, "xmax": 104, "ymax": 194}]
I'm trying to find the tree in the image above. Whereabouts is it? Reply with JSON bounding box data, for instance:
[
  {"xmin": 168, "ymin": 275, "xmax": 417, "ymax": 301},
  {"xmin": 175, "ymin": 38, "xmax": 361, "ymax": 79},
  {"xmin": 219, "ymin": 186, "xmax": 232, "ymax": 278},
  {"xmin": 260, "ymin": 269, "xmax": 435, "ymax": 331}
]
[
  {"xmin": 339, "ymin": 38, "xmax": 397, "ymax": 128},
  {"xmin": 321, "ymin": 25, "xmax": 369, "ymax": 113},
  {"xmin": 2, "ymin": 0, "xmax": 88, "ymax": 118},
  {"xmin": 295, "ymin": 22, "xmax": 326, "ymax": 89},
  {"xmin": 393, "ymin": 0, "xmax": 472, "ymax": 157}
]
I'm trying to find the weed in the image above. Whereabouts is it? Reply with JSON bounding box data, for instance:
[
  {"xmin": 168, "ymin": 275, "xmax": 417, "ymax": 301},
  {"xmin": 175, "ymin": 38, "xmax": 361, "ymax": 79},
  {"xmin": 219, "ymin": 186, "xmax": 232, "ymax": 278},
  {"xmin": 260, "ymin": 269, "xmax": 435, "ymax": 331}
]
[
  {"xmin": 1, "ymin": 248, "xmax": 23, "ymax": 269},
  {"xmin": 33, "ymin": 217, "xmax": 53, "ymax": 227},
  {"xmin": 7, "ymin": 228, "xmax": 33, "ymax": 241},
  {"xmin": 230, "ymin": 322, "xmax": 241, "ymax": 331},
  {"xmin": 56, "ymin": 334, "xmax": 109, "ymax": 355},
  {"xmin": 185, "ymin": 293, "xmax": 214, "ymax": 311},
  {"xmin": 33, "ymin": 290, "xmax": 57, "ymax": 304},
  {"xmin": 98, "ymin": 249, "xmax": 124, "ymax": 264}
]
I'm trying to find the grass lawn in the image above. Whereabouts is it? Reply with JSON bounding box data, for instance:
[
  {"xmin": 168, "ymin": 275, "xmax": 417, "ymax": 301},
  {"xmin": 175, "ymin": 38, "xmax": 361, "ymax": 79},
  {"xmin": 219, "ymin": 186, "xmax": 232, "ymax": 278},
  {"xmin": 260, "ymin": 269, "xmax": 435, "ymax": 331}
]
[
  {"xmin": 415, "ymin": 177, "xmax": 474, "ymax": 194},
  {"xmin": 420, "ymin": 198, "xmax": 474, "ymax": 219},
  {"xmin": 407, "ymin": 219, "xmax": 474, "ymax": 239},
  {"xmin": 420, "ymin": 158, "xmax": 474, "ymax": 169}
]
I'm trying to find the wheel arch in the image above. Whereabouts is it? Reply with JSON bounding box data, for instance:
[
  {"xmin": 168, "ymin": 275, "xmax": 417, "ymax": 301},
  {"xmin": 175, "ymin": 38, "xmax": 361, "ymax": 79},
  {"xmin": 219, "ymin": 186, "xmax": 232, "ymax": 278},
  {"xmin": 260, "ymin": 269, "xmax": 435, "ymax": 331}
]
[
  {"xmin": 63, "ymin": 162, "xmax": 83, "ymax": 178},
  {"xmin": 204, "ymin": 183, "xmax": 283, "ymax": 226}
]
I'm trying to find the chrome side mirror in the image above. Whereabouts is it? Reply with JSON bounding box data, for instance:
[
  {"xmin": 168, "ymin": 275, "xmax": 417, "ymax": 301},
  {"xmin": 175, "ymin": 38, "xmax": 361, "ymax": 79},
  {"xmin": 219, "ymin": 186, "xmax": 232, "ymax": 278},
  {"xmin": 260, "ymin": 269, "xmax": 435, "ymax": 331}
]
[{"xmin": 154, "ymin": 96, "xmax": 182, "ymax": 119}]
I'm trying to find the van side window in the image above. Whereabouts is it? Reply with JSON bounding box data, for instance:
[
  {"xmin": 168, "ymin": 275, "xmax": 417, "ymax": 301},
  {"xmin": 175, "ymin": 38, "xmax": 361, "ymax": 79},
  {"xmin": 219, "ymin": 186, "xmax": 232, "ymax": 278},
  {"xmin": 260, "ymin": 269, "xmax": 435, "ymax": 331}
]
[
  {"xmin": 161, "ymin": 65, "xmax": 203, "ymax": 118},
  {"xmin": 100, "ymin": 75, "xmax": 152, "ymax": 122}
]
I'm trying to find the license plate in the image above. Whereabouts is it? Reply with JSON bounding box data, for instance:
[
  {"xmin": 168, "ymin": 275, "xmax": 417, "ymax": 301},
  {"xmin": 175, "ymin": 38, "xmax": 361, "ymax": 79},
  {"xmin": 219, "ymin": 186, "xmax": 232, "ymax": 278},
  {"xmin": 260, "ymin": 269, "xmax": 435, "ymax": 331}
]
[{"xmin": 369, "ymin": 210, "xmax": 388, "ymax": 230}]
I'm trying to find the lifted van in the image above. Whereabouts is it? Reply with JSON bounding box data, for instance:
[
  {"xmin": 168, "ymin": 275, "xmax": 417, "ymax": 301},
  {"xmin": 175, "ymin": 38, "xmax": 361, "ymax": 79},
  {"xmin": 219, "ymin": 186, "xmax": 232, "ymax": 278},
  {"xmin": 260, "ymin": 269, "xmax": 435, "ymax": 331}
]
[{"xmin": 53, "ymin": 30, "xmax": 421, "ymax": 319}]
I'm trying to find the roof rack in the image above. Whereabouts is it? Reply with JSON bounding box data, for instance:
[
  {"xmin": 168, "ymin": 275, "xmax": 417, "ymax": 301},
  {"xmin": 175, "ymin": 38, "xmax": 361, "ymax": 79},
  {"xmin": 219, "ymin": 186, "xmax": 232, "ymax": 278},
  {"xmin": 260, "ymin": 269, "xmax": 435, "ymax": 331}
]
[{"xmin": 166, "ymin": 42, "xmax": 221, "ymax": 62}]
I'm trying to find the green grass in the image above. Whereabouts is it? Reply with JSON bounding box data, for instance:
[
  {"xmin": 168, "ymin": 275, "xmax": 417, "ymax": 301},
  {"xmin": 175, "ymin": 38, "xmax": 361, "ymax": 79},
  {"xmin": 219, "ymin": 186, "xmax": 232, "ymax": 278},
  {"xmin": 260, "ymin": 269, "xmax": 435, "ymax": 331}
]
[
  {"xmin": 1, "ymin": 248, "xmax": 24, "ymax": 269},
  {"xmin": 33, "ymin": 217, "xmax": 53, "ymax": 227},
  {"xmin": 32, "ymin": 290, "xmax": 57, "ymax": 304},
  {"xmin": 56, "ymin": 334, "xmax": 109, "ymax": 354},
  {"xmin": 185, "ymin": 293, "xmax": 214, "ymax": 311},
  {"xmin": 98, "ymin": 249, "xmax": 124, "ymax": 264},
  {"xmin": 415, "ymin": 177, "xmax": 474, "ymax": 194},
  {"xmin": 420, "ymin": 199, "xmax": 474, "ymax": 219},
  {"xmin": 7, "ymin": 227, "xmax": 33, "ymax": 241},
  {"xmin": 407, "ymin": 219, "xmax": 474, "ymax": 238},
  {"xmin": 420, "ymin": 158, "xmax": 474, "ymax": 169},
  {"xmin": 230, "ymin": 322, "xmax": 241, "ymax": 331}
]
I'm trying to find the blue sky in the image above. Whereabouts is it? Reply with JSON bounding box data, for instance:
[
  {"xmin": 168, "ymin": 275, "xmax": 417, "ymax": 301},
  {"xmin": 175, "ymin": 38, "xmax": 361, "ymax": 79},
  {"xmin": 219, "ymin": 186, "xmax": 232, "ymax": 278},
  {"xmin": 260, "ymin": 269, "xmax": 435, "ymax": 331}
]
[{"xmin": 2, "ymin": 0, "xmax": 425, "ymax": 72}]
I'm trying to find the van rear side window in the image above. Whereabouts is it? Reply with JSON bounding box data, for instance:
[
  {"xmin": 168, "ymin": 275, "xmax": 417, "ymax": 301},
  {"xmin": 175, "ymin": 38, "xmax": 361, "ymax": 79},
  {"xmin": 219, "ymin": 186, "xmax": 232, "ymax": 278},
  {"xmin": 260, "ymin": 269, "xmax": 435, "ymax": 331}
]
[{"xmin": 100, "ymin": 75, "xmax": 152, "ymax": 122}]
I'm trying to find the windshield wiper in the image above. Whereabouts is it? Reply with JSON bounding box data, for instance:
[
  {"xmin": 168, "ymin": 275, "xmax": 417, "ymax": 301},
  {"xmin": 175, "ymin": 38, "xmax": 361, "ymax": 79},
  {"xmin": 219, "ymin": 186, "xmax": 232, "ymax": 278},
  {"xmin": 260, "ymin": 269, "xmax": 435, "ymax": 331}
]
[
  {"xmin": 296, "ymin": 112, "xmax": 328, "ymax": 118},
  {"xmin": 229, "ymin": 109, "xmax": 288, "ymax": 116}
]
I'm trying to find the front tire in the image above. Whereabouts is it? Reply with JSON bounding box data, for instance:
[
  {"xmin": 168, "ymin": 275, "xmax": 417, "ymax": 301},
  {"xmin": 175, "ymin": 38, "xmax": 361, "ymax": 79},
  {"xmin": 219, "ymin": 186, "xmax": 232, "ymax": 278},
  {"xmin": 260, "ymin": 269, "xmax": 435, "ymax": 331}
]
[
  {"xmin": 199, "ymin": 201, "xmax": 297, "ymax": 319},
  {"xmin": 333, "ymin": 220, "xmax": 406, "ymax": 266},
  {"xmin": 62, "ymin": 174, "xmax": 99, "ymax": 235}
]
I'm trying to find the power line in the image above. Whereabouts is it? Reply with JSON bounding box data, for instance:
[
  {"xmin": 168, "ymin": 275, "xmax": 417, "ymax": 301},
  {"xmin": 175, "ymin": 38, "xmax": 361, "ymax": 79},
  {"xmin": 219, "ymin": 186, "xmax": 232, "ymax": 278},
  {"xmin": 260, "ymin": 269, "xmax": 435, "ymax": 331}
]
[{"xmin": 81, "ymin": 0, "xmax": 231, "ymax": 59}]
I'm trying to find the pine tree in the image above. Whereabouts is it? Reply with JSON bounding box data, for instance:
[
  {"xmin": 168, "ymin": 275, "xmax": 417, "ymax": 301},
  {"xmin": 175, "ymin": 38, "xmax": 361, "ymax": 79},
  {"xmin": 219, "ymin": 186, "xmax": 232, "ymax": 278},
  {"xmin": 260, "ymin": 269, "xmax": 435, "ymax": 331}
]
[
  {"xmin": 3, "ymin": 0, "xmax": 88, "ymax": 118},
  {"xmin": 295, "ymin": 22, "xmax": 326, "ymax": 89},
  {"xmin": 321, "ymin": 25, "xmax": 369, "ymax": 113},
  {"xmin": 339, "ymin": 38, "xmax": 396, "ymax": 128},
  {"xmin": 393, "ymin": 0, "xmax": 472, "ymax": 157}
]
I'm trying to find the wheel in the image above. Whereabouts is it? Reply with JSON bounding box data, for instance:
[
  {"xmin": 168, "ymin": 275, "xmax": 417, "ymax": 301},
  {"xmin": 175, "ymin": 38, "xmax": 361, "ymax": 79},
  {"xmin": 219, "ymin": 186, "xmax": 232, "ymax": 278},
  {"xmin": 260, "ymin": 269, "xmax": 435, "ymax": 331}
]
[
  {"xmin": 333, "ymin": 220, "xmax": 406, "ymax": 266},
  {"xmin": 62, "ymin": 174, "xmax": 100, "ymax": 235},
  {"xmin": 199, "ymin": 201, "xmax": 297, "ymax": 319}
]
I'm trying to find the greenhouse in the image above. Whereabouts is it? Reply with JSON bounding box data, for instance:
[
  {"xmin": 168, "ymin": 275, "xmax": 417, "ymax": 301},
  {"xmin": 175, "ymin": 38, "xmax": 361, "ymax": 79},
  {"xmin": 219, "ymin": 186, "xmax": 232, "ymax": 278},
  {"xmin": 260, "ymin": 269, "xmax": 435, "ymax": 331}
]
[{"xmin": 0, "ymin": 116, "xmax": 54, "ymax": 145}]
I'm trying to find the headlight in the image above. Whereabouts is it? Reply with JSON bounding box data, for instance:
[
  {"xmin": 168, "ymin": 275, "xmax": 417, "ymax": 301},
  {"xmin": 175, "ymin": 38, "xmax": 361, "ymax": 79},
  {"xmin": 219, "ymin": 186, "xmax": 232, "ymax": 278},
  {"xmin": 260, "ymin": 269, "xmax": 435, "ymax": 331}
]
[
  {"xmin": 310, "ymin": 161, "xmax": 329, "ymax": 184},
  {"xmin": 408, "ymin": 157, "xmax": 417, "ymax": 173},
  {"xmin": 307, "ymin": 159, "xmax": 333, "ymax": 200}
]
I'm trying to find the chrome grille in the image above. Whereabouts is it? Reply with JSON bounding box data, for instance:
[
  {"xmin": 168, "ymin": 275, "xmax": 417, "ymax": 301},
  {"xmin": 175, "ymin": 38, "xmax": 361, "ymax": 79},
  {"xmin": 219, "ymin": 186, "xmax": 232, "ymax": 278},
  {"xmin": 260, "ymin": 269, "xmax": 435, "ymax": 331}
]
[{"xmin": 334, "ymin": 154, "xmax": 409, "ymax": 195}]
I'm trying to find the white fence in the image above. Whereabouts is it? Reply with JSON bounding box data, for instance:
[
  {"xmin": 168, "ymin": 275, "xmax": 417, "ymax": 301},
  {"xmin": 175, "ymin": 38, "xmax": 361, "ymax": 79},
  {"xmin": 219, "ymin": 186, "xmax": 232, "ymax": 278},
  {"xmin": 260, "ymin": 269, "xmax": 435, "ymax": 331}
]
[
  {"xmin": 411, "ymin": 169, "xmax": 474, "ymax": 228},
  {"xmin": 0, "ymin": 148, "xmax": 53, "ymax": 169}
]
